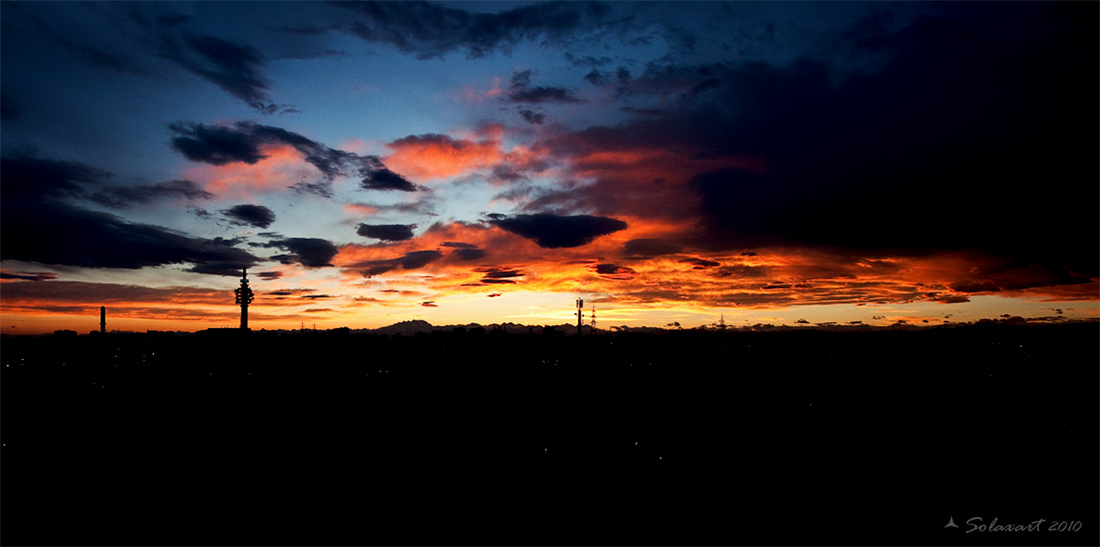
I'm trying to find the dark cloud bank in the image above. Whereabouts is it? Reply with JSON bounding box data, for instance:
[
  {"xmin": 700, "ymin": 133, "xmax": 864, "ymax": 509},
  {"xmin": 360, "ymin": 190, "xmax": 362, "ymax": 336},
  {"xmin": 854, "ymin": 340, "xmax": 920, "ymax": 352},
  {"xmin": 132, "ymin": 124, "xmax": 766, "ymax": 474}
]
[
  {"xmin": 353, "ymin": 250, "xmax": 444, "ymax": 278},
  {"xmin": 223, "ymin": 204, "xmax": 276, "ymax": 229},
  {"xmin": 556, "ymin": 3, "xmax": 1096, "ymax": 288},
  {"xmin": 356, "ymin": 224, "xmax": 416, "ymax": 242},
  {"xmin": 487, "ymin": 213, "xmax": 627, "ymax": 248},
  {"xmin": 333, "ymin": 1, "xmax": 611, "ymax": 59},
  {"xmin": 0, "ymin": 155, "xmax": 258, "ymax": 276},
  {"xmin": 261, "ymin": 238, "xmax": 339, "ymax": 269}
]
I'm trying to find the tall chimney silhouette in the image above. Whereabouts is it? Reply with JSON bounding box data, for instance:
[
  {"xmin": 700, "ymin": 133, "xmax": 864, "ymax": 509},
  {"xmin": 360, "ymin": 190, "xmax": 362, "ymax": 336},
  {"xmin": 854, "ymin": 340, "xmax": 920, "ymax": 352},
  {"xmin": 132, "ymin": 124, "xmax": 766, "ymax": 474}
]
[
  {"xmin": 100, "ymin": 306, "xmax": 106, "ymax": 334},
  {"xmin": 234, "ymin": 269, "xmax": 255, "ymax": 331}
]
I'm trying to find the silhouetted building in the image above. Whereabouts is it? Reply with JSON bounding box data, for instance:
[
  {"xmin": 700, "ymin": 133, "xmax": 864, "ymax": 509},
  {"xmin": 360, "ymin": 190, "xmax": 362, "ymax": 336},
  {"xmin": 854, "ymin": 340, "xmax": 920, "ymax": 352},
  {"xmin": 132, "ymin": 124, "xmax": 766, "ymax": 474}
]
[
  {"xmin": 234, "ymin": 269, "xmax": 255, "ymax": 331},
  {"xmin": 100, "ymin": 306, "xmax": 106, "ymax": 334}
]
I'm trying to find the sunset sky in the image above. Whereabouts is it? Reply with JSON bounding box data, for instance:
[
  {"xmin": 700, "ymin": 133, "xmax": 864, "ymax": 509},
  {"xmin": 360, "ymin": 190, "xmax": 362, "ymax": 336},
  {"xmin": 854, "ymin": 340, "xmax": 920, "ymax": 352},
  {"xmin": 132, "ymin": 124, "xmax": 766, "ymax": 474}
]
[{"xmin": 2, "ymin": 1, "xmax": 1097, "ymax": 334}]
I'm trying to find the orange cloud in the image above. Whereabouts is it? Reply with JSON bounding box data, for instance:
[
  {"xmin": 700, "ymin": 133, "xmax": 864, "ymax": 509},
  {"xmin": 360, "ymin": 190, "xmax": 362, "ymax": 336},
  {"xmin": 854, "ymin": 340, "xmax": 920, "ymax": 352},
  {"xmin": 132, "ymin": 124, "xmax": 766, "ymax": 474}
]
[
  {"xmin": 183, "ymin": 145, "xmax": 316, "ymax": 199},
  {"xmin": 342, "ymin": 203, "xmax": 381, "ymax": 216},
  {"xmin": 383, "ymin": 134, "xmax": 504, "ymax": 181}
]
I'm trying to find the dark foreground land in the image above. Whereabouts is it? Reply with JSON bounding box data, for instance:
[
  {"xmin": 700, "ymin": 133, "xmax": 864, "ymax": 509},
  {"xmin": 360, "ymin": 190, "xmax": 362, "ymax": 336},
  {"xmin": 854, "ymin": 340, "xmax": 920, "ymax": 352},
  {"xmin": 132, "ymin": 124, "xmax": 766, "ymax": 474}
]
[{"xmin": 2, "ymin": 322, "xmax": 1097, "ymax": 546}]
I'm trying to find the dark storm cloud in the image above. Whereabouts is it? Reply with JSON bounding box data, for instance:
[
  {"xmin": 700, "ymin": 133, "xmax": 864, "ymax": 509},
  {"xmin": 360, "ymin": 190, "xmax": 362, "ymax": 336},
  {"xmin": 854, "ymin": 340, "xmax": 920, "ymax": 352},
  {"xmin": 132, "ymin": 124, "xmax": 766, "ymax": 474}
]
[
  {"xmin": 168, "ymin": 121, "xmax": 415, "ymax": 191},
  {"xmin": 475, "ymin": 267, "xmax": 524, "ymax": 285},
  {"xmin": 925, "ymin": 293, "xmax": 970, "ymax": 304},
  {"xmin": 356, "ymin": 223, "xmax": 416, "ymax": 242},
  {"xmin": 0, "ymin": 155, "xmax": 258, "ymax": 275},
  {"xmin": 262, "ymin": 238, "xmax": 339, "ymax": 268},
  {"xmin": 487, "ymin": 213, "xmax": 627, "ymax": 248},
  {"xmin": 683, "ymin": 258, "xmax": 720, "ymax": 269},
  {"xmin": 554, "ymin": 4, "xmax": 1097, "ymax": 279},
  {"xmin": 89, "ymin": 180, "xmax": 213, "ymax": 209},
  {"xmin": 518, "ymin": 108, "xmax": 546, "ymax": 125},
  {"xmin": 947, "ymin": 264, "xmax": 1091, "ymax": 294},
  {"xmin": 1, "ymin": 154, "xmax": 110, "ymax": 201},
  {"xmin": 452, "ymin": 248, "xmax": 486, "ymax": 261},
  {"xmin": 361, "ymin": 168, "xmax": 418, "ymax": 192},
  {"xmin": 589, "ymin": 263, "xmax": 636, "ymax": 280},
  {"xmin": 355, "ymin": 250, "xmax": 444, "ymax": 278},
  {"xmin": 608, "ymin": 59, "xmax": 730, "ymax": 101},
  {"xmin": 505, "ymin": 70, "xmax": 581, "ymax": 103},
  {"xmin": 223, "ymin": 204, "xmax": 277, "ymax": 229},
  {"xmin": 2, "ymin": 200, "xmax": 258, "ymax": 274},
  {"xmin": 168, "ymin": 122, "xmax": 267, "ymax": 165},
  {"xmin": 441, "ymin": 242, "xmax": 485, "ymax": 261},
  {"xmin": 156, "ymin": 30, "xmax": 283, "ymax": 113},
  {"xmin": 335, "ymin": 1, "xmax": 609, "ymax": 59}
]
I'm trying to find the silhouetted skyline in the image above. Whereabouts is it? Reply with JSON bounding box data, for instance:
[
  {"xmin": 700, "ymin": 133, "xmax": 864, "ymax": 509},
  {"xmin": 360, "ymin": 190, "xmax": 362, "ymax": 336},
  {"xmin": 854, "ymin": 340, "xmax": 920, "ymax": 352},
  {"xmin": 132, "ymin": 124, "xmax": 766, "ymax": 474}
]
[{"xmin": 4, "ymin": 321, "xmax": 1097, "ymax": 545}]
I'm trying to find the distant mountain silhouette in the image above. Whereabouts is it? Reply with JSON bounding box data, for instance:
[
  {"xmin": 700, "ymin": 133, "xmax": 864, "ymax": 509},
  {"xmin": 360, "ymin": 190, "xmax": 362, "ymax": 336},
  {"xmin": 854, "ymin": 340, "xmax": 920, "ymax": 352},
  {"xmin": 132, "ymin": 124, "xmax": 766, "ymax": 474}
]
[{"xmin": 368, "ymin": 319, "xmax": 435, "ymax": 336}]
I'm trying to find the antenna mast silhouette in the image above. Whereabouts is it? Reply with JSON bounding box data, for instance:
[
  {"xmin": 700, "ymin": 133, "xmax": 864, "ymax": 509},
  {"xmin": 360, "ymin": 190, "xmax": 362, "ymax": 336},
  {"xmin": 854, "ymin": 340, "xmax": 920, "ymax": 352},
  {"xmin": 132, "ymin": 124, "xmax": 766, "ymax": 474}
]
[
  {"xmin": 575, "ymin": 298, "xmax": 584, "ymax": 336},
  {"xmin": 590, "ymin": 305, "xmax": 596, "ymax": 334},
  {"xmin": 234, "ymin": 269, "xmax": 255, "ymax": 331},
  {"xmin": 100, "ymin": 306, "xmax": 106, "ymax": 334}
]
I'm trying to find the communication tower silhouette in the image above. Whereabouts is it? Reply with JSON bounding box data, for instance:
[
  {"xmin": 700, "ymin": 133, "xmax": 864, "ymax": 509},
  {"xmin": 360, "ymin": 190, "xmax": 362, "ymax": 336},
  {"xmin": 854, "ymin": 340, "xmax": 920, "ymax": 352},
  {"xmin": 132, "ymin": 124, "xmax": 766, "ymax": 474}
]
[
  {"xmin": 575, "ymin": 298, "xmax": 584, "ymax": 336},
  {"xmin": 234, "ymin": 269, "xmax": 255, "ymax": 331},
  {"xmin": 100, "ymin": 306, "xmax": 106, "ymax": 334}
]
